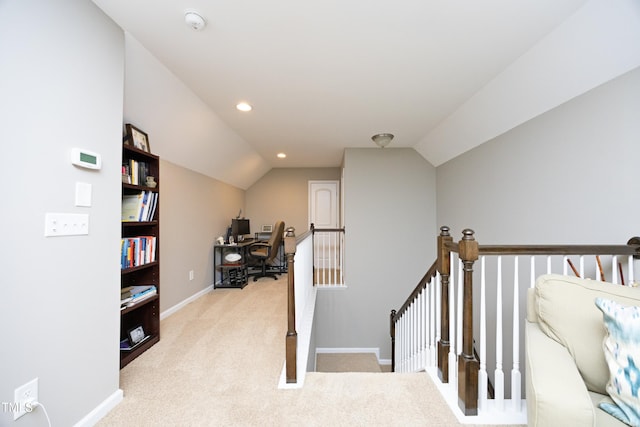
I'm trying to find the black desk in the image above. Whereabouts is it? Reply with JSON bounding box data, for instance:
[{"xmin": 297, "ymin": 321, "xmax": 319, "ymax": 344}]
[
  {"xmin": 214, "ymin": 238, "xmax": 287, "ymax": 288},
  {"xmin": 213, "ymin": 240, "xmax": 255, "ymax": 289}
]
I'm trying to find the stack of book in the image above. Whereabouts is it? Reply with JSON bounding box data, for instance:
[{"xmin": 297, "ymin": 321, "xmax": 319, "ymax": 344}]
[
  {"xmin": 122, "ymin": 159, "xmax": 149, "ymax": 186},
  {"xmin": 122, "ymin": 191, "xmax": 158, "ymax": 222},
  {"xmin": 121, "ymin": 285, "xmax": 157, "ymax": 309},
  {"xmin": 121, "ymin": 236, "xmax": 157, "ymax": 269}
]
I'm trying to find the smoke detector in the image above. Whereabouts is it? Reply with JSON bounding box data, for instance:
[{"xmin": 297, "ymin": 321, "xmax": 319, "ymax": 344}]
[{"xmin": 184, "ymin": 10, "xmax": 206, "ymax": 31}]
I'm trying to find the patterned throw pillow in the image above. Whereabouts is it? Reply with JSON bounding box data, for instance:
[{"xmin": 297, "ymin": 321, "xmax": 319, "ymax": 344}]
[{"xmin": 595, "ymin": 297, "xmax": 640, "ymax": 426}]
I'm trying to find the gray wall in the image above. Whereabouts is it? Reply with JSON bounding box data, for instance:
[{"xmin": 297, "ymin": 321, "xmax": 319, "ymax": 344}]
[
  {"xmin": 436, "ymin": 66, "xmax": 640, "ymax": 396},
  {"xmin": 314, "ymin": 148, "xmax": 437, "ymax": 359},
  {"xmin": 437, "ymin": 66, "xmax": 640, "ymax": 244},
  {"xmin": 159, "ymin": 160, "xmax": 244, "ymax": 311},
  {"xmin": 245, "ymin": 168, "xmax": 341, "ymax": 235},
  {"xmin": 0, "ymin": 1, "xmax": 123, "ymax": 425}
]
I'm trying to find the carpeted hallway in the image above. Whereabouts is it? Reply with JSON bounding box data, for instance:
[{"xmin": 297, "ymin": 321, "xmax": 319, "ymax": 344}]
[{"xmin": 98, "ymin": 275, "xmax": 522, "ymax": 426}]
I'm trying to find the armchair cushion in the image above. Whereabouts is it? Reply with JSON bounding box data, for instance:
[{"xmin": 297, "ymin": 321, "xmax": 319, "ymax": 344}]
[
  {"xmin": 534, "ymin": 274, "xmax": 640, "ymax": 394},
  {"xmin": 525, "ymin": 318, "xmax": 595, "ymax": 426},
  {"xmin": 595, "ymin": 298, "xmax": 640, "ymax": 426}
]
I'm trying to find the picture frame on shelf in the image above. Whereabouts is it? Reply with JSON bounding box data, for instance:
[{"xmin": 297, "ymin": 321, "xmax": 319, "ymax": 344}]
[
  {"xmin": 261, "ymin": 224, "xmax": 273, "ymax": 232},
  {"xmin": 127, "ymin": 325, "xmax": 146, "ymax": 346},
  {"xmin": 125, "ymin": 123, "xmax": 151, "ymax": 152}
]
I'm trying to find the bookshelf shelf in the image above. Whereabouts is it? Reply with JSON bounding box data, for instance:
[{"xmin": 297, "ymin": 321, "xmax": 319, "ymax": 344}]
[
  {"xmin": 121, "ymin": 261, "xmax": 159, "ymax": 275},
  {"xmin": 120, "ymin": 138, "xmax": 160, "ymax": 369},
  {"xmin": 120, "ymin": 334, "xmax": 160, "ymax": 367},
  {"xmin": 120, "ymin": 294, "xmax": 159, "ymax": 315}
]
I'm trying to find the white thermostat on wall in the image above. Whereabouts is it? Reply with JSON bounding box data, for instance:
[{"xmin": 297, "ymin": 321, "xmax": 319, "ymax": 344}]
[{"xmin": 71, "ymin": 148, "xmax": 102, "ymax": 170}]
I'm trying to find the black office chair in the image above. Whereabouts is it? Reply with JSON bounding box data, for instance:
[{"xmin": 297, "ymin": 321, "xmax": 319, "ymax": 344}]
[{"xmin": 248, "ymin": 220, "xmax": 285, "ymax": 281}]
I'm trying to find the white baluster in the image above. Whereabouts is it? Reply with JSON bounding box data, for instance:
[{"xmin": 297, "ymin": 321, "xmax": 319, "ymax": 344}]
[
  {"xmin": 478, "ymin": 256, "xmax": 488, "ymax": 411},
  {"xmin": 402, "ymin": 313, "xmax": 407, "ymax": 372},
  {"xmin": 530, "ymin": 256, "xmax": 536, "ymax": 288},
  {"xmin": 546, "ymin": 255, "xmax": 551, "ymax": 274},
  {"xmin": 563, "ymin": 255, "xmax": 568, "ymax": 276},
  {"xmin": 419, "ymin": 287, "xmax": 424, "ymax": 369},
  {"xmin": 612, "ymin": 256, "xmax": 618, "ymax": 285},
  {"xmin": 409, "ymin": 300, "xmax": 416, "ymax": 372},
  {"xmin": 398, "ymin": 317, "xmax": 402, "ymax": 371},
  {"xmin": 422, "ymin": 285, "xmax": 428, "ymax": 368},
  {"xmin": 580, "ymin": 255, "xmax": 585, "ymax": 278},
  {"xmin": 416, "ymin": 296, "xmax": 420, "ymax": 370},
  {"xmin": 431, "ymin": 273, "xmax": 438, "ymax": 367},
  {"xmin": 495, "ymin": 256, "xmax": 504, "ymax": 410},
  {"xmin": 629, "ymin": 255, "xmax": 634, "ymax": 285},
  {"xmin": 512, "ymin": 257, "xmax": 521, "ymax": 411},
  {"xmin": 453, "ymin": 258, "xmax": 463, "ymax": 383},
  {"xmin": 397, "ymin": 315, "xmax": 401, "ymax": 372},
  {"xmin": 411, "ymin": 303, "xmax": 416, "ymax": 371}
]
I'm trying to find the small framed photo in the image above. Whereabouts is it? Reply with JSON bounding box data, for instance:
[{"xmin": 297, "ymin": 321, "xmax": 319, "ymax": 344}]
[
  {"xmin": 125, "ymin": 124, "xmax": 151, "ymax": 153},
  {"xmin": 261, "ymin": 224, "xmax": 273, "ymax": 233},
  {"xmin": 127, "ymin": 325, "xmax": 146, "ymax": 346}
]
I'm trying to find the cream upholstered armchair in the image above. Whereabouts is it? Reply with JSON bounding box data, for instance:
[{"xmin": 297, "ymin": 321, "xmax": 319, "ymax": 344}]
[
  {"xmin": 248, "ymin": 220, "xmax": 284, "ymax": 281},
  {"xmin": 526, "ymin": 274, "xmax": 640, "ymax": 427}
]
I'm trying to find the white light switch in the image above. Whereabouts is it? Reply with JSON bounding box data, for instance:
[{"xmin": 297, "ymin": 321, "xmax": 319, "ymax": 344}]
[
  {"xmin": 45, "ymin": 213, "xmax": 89, "ymax": 237},
  {"xmin": 75, "ymin": 182, "xmax": 92, "ymax": 207}
]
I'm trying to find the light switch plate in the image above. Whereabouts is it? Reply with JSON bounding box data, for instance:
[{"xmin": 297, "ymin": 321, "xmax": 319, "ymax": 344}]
[
  {"xmin": 75, "ymin": 182, "xmax": 92, "ymax": 207},
  {"xmin": 45, "ymin": 213, "xmax": 89, "ymax": 237}
]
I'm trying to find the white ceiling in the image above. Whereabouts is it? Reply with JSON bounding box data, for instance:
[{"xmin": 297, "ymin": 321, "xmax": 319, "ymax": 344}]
[{"xmin": 91, "ymin": 0, "xmax": 640, "ymax": 187}]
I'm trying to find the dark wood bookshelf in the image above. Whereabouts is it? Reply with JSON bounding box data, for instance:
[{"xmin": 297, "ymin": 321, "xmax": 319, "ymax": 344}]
[{"xmin": 120, "ymin": 139, "xmax": 160, "ymax": 368}]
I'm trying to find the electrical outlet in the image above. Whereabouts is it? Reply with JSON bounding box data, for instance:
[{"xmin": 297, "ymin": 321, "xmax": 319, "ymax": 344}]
[
  {"xmin": 189, "ymin": 270, "xmax": 194, "ymax": 281},
  {"xmin": 14, "ymin": 378, "xmax": 38, "ymax": 420}
]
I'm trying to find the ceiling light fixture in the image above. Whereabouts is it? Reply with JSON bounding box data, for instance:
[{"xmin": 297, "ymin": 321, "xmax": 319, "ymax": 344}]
[
  {"xmin": 277, "ymin": 153, "xmax": 287, "ymax": 159},
  {"xmin": 184, "ymin": 10, "xmax": 206, "ymax": 31},
  {"xmin": 236, "ymin": 102, "xmax": 252, "ymax": 112},
  {"xmin": 371, "ymin": 133, "xmax": 394, "ymax": 148}
]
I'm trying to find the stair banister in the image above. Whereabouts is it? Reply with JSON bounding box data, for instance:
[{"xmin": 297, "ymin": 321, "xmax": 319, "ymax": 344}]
[
  {"xmin": 436, "ymin": 226, "xmax": 453, "ymax": 383},
  {"xmin": 284, "ymin": 227, "xmax": 297, "ymax": 383},
  {"xmin": 457, "ymin": 229, "xmax": 480, "ymax": 415},
  {"xmin": 391, "ymin": 227, "xmax": 640, "ymax": 421}
]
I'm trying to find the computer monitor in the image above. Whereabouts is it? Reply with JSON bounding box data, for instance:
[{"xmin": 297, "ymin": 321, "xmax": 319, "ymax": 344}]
[{"xmin": 231, "ymin": 218, "xmax": 250, "ymax": 240}]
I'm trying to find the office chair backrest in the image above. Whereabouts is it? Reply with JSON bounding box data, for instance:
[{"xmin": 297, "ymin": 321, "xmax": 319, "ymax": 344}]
[{"xmin": 267, "ymin": 221, "xmax": 285, "ymax": 261}]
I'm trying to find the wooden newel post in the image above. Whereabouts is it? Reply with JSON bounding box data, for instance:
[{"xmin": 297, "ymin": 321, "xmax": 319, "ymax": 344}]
[
  {"xmin": 457, "ymin": 229, "xmax": 479, "ymax": 415},
  {"xmin": 284, "ymin": 227, "xmax": 297, "ymax": 383},
  {"xmin": 437, "ymin": 226, "xmax": 452, "ymax": 383},
  {"xmin": 390, "ymin": 309, "xmax": 396, "ymax": 372}
]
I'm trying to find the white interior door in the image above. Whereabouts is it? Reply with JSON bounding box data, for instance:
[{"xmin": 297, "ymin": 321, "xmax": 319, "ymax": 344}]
[
  {"xmin": 309, "ymin": 181, "xmax": 340, "ymax": 274},
  {"xmin": 309, "ymin": 180, "xmax": 339, "ymax": 230}
]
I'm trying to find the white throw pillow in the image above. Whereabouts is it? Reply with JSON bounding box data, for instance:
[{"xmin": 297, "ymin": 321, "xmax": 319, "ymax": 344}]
[{"xmin": 595, "ymin": 297, "xmax": 640, "ymax": 426}]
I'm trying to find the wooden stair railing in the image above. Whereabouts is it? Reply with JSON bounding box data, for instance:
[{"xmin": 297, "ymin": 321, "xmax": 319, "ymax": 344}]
[
  {"xmin": 310, "ymin": 223, "xmax": 346, "ymax": 286},
  {"xmin": 284, "ymin": 227, "xmax": 297, "ymax": 383},
  {"xmin": 391, "ymin": 225, "xmax": 640, "ymax": 417}
]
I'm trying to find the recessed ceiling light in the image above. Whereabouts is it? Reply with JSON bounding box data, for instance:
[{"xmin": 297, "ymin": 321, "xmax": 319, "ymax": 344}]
[
  {"xmin": 236, "ymin": 102, "xmax": 252, "ymax": 112},
  {"xmin": 277, "ymin": 153, "xmax": 287, "ymax": 159}
]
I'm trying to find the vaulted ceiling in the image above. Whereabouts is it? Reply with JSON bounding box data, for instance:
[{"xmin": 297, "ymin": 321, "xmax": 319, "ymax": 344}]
[{"xmin": 92, "ymin": 0, "xmax": 640, "ymax": 189}]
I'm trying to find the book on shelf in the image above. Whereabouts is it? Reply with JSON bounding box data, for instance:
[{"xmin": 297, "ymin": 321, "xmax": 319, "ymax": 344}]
[
  {"xmin": 120, "ymin": 236, "xmax": 157, "ymax": 269},
  {"xmin": 122, "ymin": 159, "xmax": 149, "ymax": 186},
  {"xmin": 122, "ymin": 191, "xmax": 157, "ymax": 222},
  {"xmin": 121, "ymin": 285, "xmax": 157, "ymax": 308},
  {"xmin": 120, "ymin": 335, "xmax": 151, "ymax": 351}
]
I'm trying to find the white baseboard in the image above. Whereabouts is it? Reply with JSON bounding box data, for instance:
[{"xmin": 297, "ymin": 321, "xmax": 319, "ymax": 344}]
[
  {"xmin": 73, "ymin": 389, "xmax": 123, "ymax": 427},
  {"xmin": 160, "ymin": 284, "xmax": 213, "ymax": 320}
]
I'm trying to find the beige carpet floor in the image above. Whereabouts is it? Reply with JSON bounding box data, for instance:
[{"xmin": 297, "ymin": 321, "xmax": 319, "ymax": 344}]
[{"xmin": 98, "ymin": 275, "xmax": 524, "ymax": 426}]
